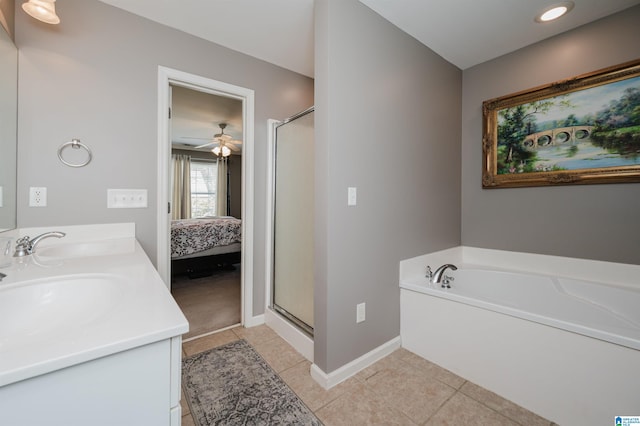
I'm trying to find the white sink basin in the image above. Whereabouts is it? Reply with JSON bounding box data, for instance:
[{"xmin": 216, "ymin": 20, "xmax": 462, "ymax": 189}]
[
  {"xmin": 0, "ymin": 274, "xmax": 129, "ymax": 344},
  {"xmin": 35, "ymin": 239, "xmax": 135, "ymax": 259}
]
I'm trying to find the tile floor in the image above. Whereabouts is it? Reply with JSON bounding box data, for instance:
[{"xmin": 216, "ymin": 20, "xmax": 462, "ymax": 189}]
[{"xmin": 180, "ymin": 325, "xmax": 554, "ymax": 426}]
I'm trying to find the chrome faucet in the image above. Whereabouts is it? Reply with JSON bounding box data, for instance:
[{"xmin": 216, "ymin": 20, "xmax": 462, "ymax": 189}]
[
  {"xmin": 13, "ymin": 231, "xmax": 66, "ymax": 257},
  {"xmin": 431, "ymin": 263, "xmax": 457, "ymax": 288}
]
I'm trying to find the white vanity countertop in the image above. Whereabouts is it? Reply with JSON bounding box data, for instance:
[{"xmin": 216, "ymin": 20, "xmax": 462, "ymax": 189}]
[{"xmin": 0, "ymin": 223, "xmax": 188, "ymax": 387}]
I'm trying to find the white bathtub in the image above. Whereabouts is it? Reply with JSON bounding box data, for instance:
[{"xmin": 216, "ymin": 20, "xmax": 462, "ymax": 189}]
[{"xmin": 400, "ymin": 247, "xmax": 640, "ymax": 426}]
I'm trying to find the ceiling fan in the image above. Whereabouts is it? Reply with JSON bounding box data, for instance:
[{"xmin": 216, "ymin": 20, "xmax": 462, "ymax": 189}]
[{"xmin": 192, "ymin": 123, "xmax": 242, "ymax": 156}]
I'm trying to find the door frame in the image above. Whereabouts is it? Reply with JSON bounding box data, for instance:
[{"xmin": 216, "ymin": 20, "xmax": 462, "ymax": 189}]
[{"xmin": 157, "ymin": 66, "xmax": 256, "ymax": 327}]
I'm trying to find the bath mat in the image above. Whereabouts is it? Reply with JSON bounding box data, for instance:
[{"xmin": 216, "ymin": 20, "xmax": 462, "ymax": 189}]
[{"xmin": 182, "ymin": 339, "xmax": 322, "ymax": 425}]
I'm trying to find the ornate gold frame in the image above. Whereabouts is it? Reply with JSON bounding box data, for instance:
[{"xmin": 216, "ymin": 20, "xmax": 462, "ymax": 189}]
[{"xmin": 482, "ymin": 59, "xmax": 640, "ymax": 188}]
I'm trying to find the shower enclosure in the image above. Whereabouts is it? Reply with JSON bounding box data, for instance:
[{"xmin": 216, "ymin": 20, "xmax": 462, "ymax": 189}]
[{"xmin": 271, "ymin": 107, "xmax": 314, "ymax": 336}]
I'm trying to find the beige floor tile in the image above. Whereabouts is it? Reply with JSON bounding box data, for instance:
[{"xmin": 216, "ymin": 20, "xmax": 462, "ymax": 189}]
[
  {"xmin": 181, "ymin": 413, "xmax": 196, "ymax": 426},
  {"xmin": 182, "ymin": 329, "xmax": 239, "ymax": 356},
  {"xmin": 426, "ymin": 392, "xmax": 519, "ymax": 426},
  {"xmin": 460, "ymin": 381, "xmax": 551, "ymax": 426},
  {"xmin": 232, "ymin": 324, "xmax": 279, "ymax": 345},
  {"xmin": 279, "ymin": 360, "xmax": 360, "ymax": 411},
  {"xmin": 395, "ymin": 348, "xmax": 466, "ymax": 389},
  {"xmin": 354, "ymin": 350, "xmax": 406, "ymax": 382},
  {"xmin": 316, "ymin": 382, "xmax": 417, "ymax": 426},
  {"xmin": 250, "ymin": 334, "xmax": 306, "ymax": 372},
  {"xmin": 180, "ymin": 389, "xmax": 190, "ymax": 416},
  {"xmin": 363, "ymin": 359, "xmax": 457, "ymax": 424}
]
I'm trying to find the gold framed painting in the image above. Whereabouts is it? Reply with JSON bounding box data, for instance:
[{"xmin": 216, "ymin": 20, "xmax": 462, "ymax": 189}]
[{"xmin": 482, "ymin": 59, "xmax": 640, "ymax": 188}]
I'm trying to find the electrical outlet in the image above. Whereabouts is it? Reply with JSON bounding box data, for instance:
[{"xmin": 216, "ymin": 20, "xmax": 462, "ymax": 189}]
[
  {"xmin": 356, "ymin": 302, "xmax": 366, "ymax": 323},
  {"xmin": 29, "ymin": 187, "xmax": 47, "ymax": 207}
]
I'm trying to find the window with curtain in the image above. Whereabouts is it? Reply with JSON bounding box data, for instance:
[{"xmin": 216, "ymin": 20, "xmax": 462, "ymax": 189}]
[{"xmin": 190, "ymin": 160, "xmax": 217, "ymax": 218}]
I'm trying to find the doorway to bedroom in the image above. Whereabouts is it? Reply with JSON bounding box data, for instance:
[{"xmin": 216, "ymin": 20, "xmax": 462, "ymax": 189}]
[
  {"xmin": 169, "ymin": 85, "xmax": 243, "ymax": 339},
  {"xmin": 157, "ymin": 67, "xmax": 256, "ymax": 341}
]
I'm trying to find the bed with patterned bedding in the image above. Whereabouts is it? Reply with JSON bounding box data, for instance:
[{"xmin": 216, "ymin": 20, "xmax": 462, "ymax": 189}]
[{"xmin": 171, "ymin": 216, "xmax": 242, "ymax": 260}]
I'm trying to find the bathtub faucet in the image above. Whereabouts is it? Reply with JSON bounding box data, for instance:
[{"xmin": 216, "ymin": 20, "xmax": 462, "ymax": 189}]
[{"xmin": 431, "ymin": 264, "xmax": 457, "ymax": 287}]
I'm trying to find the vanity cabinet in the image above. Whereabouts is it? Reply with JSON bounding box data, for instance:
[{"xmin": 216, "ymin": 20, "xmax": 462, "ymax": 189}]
[
  {"xmin": 0, "ymin": 336, "xmax": 183, "ymax": 426},
  {"xmin": 0, "ymin": 226, "xmax": 188, "ymax": 425}
]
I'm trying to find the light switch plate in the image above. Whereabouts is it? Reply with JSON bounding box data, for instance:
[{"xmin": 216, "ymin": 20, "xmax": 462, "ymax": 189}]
[
  {"xmin": 107, "ymin": 189, "xmax": 148, "ymax": 208},
  {"xmin": 356, "ymin": 302, "xmax": 366, "ymax": 323},
  {"xmin": 348, "ymin": 187, "xmax": 357, "ymax": 206}
]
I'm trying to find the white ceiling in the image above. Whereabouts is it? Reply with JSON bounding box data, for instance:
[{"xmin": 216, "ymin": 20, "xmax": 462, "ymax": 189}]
[
  {"xmin": 360, "ymin": 0, "xmax": 640, "ymax": 70},
  {"xmin": 99, "ymin": 0, "xmax": 640, "ymax": 75},
  {"xmin": 170, "ymin": 86, "xmax": 243, "ymax": 153},
  {"xmin": 98, "ymin": 0, "xmax": 315, "ymax": 77}
]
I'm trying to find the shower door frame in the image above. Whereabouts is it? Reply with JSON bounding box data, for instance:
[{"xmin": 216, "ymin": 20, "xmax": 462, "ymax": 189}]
[{"xmin": 267, "ymin": 107, "xmax": 315, "ymax": 337}]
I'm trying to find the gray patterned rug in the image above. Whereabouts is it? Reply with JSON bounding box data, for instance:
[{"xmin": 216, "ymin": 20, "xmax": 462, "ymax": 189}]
[{"xmin": 182, "ymin": 339, "xmax": 322, "ymax": 425}]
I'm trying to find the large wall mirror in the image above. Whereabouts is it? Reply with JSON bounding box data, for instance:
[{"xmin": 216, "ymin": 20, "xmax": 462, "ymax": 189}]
[{"xmin": 0, "ymin": 19, "xmax": 18, "ymax": 232}]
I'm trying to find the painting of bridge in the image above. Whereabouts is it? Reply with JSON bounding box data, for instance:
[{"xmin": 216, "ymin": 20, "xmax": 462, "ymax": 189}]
[
  {"xmin": 482, "ymin": 59, "xmax": 640, "ymax": 188},
  {"xmin": 495, "ymin": 73, "xmax": 640, "ymax": 174},
  {"xmin": 522, "ymin": 125, "xmax": 594, "ymax": 149}
]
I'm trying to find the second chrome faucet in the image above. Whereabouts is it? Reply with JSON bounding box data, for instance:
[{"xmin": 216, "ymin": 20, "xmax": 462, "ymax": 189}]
[{"xmin": 426, "ymin": 263, "xmax": 457, "ymax": 288}]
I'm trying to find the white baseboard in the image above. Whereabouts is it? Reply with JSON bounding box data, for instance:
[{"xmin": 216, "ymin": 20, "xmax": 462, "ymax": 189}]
[
  {"xmin": 243, "ymin": 314, "xmax": 265, "ymax": 328},
  {"xmin": 265, "ymin": 307, "xmax": 314, "ymax": 362},
  {"xmin": 310, "ymin": 336, "xmax": 401, "ymax": 390}
]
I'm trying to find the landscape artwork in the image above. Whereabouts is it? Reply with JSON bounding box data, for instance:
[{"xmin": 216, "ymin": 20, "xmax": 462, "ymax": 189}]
[{"xmin": 482, "ymin": 59, "xmax": 640, "ymax": 188}]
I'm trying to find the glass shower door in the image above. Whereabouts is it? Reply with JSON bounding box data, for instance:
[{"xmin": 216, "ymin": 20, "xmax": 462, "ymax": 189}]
[{"xmin": 272, "ymin": 108, "xmax": 314, "ymax": 335}]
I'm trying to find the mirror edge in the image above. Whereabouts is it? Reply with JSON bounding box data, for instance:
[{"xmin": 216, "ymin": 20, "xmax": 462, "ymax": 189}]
[{"xmin": 0, "ymin": 8, "xmax": 18, "ymax": 233}]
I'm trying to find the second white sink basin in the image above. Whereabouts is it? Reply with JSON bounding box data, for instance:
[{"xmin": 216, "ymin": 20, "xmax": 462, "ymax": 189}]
[{"xmin": 0, "ymin": 274, "xmax": 129, "ymax": 346}]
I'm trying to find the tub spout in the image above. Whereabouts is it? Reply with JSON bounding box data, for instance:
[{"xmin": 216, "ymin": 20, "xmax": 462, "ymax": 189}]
[{"xmin": 431, "ymin": 264, "xmax": 457, "ymax": 285}]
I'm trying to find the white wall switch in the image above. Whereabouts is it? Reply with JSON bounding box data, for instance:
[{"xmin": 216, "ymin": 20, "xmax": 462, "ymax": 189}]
[
  {"xmin": 348, "ymin": 187, "xmax": 357, "ymax": 206},
  {"xmin": 107, "ymin": 189, "xmax": 148, "ymax": 209},
  {"xmin": 29, "ymin": 187, "xmax": 47, "ymax": 207},
  {"xmin": 356, "ymin": 302, "xmax": 366, "ymax": 323}
]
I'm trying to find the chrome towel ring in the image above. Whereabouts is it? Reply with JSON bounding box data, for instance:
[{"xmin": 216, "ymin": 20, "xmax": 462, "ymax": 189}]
[{"xmin": 57, "ymin": 139, "xmax": 92, "ymax": 168}]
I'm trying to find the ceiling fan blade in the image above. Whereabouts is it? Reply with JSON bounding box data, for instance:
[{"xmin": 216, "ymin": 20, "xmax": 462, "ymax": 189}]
[
  {"xmin": 194, "ymin": 142, "xmax": 215, "ymax": 149},
  {"xmin": 181, "ymin": 136, "xmax": 212, "ymax": 140},
  {"xmin": 227, "ymin": 144, "xmax": 241, "ymax": 151}
]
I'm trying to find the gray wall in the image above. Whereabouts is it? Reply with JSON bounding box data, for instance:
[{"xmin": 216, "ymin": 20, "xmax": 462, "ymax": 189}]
[
  {"xmin": 15, "ymin": 0, "xmax": 314, "ymax": 313},
  {"xmin": 314, "ymin": 0, "xmax": 462, "ymax": 373},
  {"xmin": 461, "ymin": 6, "xmax": 640, "ymax": 265}
]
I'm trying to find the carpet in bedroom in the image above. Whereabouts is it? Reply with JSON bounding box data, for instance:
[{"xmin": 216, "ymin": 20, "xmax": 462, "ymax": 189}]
[{"xmin": 171, "ymin": 266, "xmax": 240, "ymax": 339}]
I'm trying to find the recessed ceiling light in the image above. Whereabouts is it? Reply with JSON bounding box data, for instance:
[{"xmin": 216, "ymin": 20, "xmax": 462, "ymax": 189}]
[{"xmin": 536, "ymin": 1, "xmax": 574, "ymax": 23}]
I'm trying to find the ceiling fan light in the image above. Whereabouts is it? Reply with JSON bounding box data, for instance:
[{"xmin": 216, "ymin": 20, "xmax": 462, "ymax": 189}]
[
  {"xmin": 212, "ymin": 145, "xmax": 231, "ymax": 157},
  {"xmin": 22, "ymin": 0, "xmax": 60, "ymax": 24}
]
